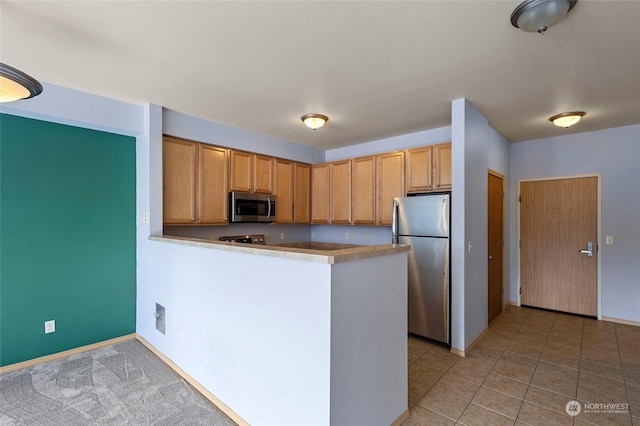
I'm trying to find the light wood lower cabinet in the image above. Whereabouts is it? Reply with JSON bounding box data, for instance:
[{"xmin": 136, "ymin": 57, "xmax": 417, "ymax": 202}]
[
  {"xmin": 376, "ymin": 151, "xmax": 405, "ymax": 226},
  {"xmin": 163, "ymin": 136, "xmax": 228, "ymax": 225},
  {"xmin": 352, "ymin": 156, "xmax": 376, "ymax": 225}
]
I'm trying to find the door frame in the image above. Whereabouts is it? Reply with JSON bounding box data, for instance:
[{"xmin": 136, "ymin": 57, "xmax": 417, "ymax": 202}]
[
  {"xmin": 488, "ymin": 169, "xmax": 506, "ymax": 321},
  {"xmin": 516, "ymin": 173, "xmax": 602, "ymax": 319}
]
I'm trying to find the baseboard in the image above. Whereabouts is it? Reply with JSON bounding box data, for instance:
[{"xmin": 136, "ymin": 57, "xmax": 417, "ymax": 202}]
[
  {"xmin": 602, "ymin": 316, "xmax": 640, "ymax": 328},
  {"xmin": 0, "ymin": 333, "xmax": 136, "ymax": 374},
  {"xmin": 451, "ymin": 326, "xmax": 490, "ymax": 358},
  {"xmin": 135, "ymin": 334, "xmax": 249, "ymax": 426},
  {"xmin": 391, "ymin": 409, "xmax": 410, "ymax": 426}
]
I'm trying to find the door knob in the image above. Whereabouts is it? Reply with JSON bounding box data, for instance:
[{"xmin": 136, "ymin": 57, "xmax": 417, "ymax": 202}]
[
  {"xmin": 489, "ymin": 256, "xmax": 493, "ymax": 260},
  {"xmin": 579, "ymin": 241, "xmax": 593, "ymax": 257}
]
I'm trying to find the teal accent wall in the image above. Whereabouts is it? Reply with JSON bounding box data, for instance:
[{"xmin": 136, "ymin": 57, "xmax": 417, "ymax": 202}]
[{"xmin": 0, "ymin": 113, "xmax": 136, "ymax": 366}]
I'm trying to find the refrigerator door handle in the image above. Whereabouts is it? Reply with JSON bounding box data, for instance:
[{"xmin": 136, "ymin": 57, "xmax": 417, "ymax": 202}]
[{"xmin": 391, "ymin": 199, "xmax": 399, "ymax": 243}]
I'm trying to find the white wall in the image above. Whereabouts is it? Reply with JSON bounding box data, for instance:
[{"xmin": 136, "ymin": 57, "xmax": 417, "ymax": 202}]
[
  {"xmin": 509, "ymin": 124, "xmax": 640, "ymax": 323},
  {"xmin": 451, "ymin": 99, "xmax": 510, "ymax": 352}
]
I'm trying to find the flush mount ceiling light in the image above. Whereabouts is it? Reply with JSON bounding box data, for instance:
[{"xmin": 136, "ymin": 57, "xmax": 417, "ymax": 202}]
[
  {"xmin": 511, "ymin": 0, "xmax": 577, "ymax": 34},
  {"xmin": 549, "ymin": 111, "xmax": 585, "ymax": 128},
  {"xmin": 0, "ymin": 63, "xmax": 43, "ymax": 103},
  {"xmin": 301, "ymin": 114, "xmax": 328, "ymax": 130}
]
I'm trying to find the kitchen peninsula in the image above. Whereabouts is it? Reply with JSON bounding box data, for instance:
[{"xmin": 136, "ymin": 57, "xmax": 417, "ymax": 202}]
[{"xmin": 143, "ymin": 235, "xmax": 410, "ymax": 426}]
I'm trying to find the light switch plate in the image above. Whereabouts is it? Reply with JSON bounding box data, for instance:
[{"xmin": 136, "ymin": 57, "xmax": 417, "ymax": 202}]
[
  {"xmin": 606, "ymin": 236, "xmax": 614, "ymax": 245},
  {"xmin": 45, "ymin": 320, "xmax": 55, "ymax": 334}
]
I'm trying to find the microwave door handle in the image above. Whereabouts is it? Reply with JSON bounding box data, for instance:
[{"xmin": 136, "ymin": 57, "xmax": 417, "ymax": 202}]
[{"xmin": 267, "ymin": 197, "xmax": 272, "ymax": 219}]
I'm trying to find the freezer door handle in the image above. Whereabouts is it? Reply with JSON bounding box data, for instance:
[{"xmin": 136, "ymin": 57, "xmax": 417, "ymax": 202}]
[{"xmin": 391, "ymin": 199, "xmax": 399, "ymax": 243}]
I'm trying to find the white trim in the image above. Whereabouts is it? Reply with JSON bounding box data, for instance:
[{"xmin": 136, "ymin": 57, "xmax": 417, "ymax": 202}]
[{"xmin": 516, "ymin": 174, "xmax": 601, "ymax": 318}]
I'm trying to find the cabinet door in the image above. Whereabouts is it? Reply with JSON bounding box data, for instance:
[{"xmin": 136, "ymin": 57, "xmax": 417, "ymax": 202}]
[
  {"xmin": 352, "ymin": 156, "xmax": 376, "ymax": 225},
  {"xmin": 406, "ymin": 146, "xmax": 433, "ymax": 193},
  {"xmin": 330, "ymin": 160, "xmax": 352, "ymax": 224},
  {"xmin": 163, "ymin": 136, "xmax": 197, "ymax": 224},
  {"xmin": 377, "ymin": 151, "xmax": 405, "ymax": 226},
  {"xmin": 432, "ymin": 143, "xmax": 452, "ymax": 190},
  {"xmin": 229, "ymin": 150, "xmax": 253, "ymax": 192},
  {"xmin": 293, "ymin": 162, "xmax": 311, "ymax": 224},
  {"xmin": 311, "ymin": 163, "xmax": 330, "ymax": 224},
  {"xmin": 274, "ymin": 159, "xmax": 294, "ymax": 224},
  {"xmin": 254, "ymin": 154, "xmax": 274, "ymax": 194},
  {"xmin": 198, "ymin": 144, "xmax": 229, "ymax": 224}
]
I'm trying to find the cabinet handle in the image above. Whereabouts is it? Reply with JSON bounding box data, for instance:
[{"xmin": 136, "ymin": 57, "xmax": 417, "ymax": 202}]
[
  {"xmin": 427, "ymin": 184, "xmax": 432, "ymax": 189},
  {"xmin": 436, "ymin": 184, "xmax": 440, "ymax": 188},
  {"xmin": 191, "ymin": 217, "xmax": 195, "ymax": 221}
]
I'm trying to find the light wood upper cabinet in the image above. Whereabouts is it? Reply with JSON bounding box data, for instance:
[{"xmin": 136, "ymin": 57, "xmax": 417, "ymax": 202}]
[
  {"xmin": 163, "ymin": 137, "xmax": 198, "ymax": 224},
  {"xmin": 293, "ymin": 163, "xmax": 311, "ymax": 224},
  {"xmin": 163, "ymin": 136, "xmax": 228, "ymax": 225},
  {"xmin": 376, "ymin": 151, "xmax": 405, "ymax": 226},
  {"xmin": 229, "ymin": 150, "xmax": 274, "ymax": 194},
  {"xmin": 198, "ymin": 144, "xmax": 229, "ymax": 224},
  {"xmin": 432, "ymin": 143, "xmax": 452, "ymax": 190},
  {"xmin": 406, "ymin": 142, "xmax": 451, "ymax": 193},
  {"xmin": 330, "ymin": 160, "xmax": 352, "ymax": 224},
  {"xmin": 274, "ymin": 159, "xmax": 294, "ymax": 224},
  {"xmin": 311, "ymin": 163, "xmax": 330, "ymax": 224},
  {"xmin": 254, "ymin": 154, "xmax": 275, "ymax": 194},
  {"xmin": 406, "ymin": 146, "xmax": 433, "ymax": 192},
  {"xmin": 352, "ymin": 156, "xmax": 376, "ymax": 225}
]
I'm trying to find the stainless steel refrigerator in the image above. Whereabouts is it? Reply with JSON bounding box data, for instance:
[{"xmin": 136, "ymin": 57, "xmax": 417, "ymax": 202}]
[{"xmin": 392, "ymin": 193, "xmax": 450, "ymax": 344}]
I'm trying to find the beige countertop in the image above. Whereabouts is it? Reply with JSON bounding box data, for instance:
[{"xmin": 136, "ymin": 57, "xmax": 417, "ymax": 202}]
[{"xmin": 150, "ymin": 235, "xmax": 410, "ymax": 264}]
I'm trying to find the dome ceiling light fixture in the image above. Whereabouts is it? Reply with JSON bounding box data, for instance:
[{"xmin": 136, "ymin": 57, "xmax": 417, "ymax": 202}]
[
  {"xmin": 511, "ymin": 0, "xmax": 578, "ymax": 34},
  {"xmin": 549, "ymin": 111, "xmax": 585, "ymax": 128},
  {"xmin": 301, "ymin": 113, "xmax": 328, "ymax": 130},
  {"xmin": 0, "ymin": 63, "xmax": 43, "ymax": 103}
]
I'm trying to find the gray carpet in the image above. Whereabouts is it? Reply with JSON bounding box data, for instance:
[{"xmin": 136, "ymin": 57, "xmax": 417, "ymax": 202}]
[{"xmin": 0, "ymin": 340, "xmax": 237, "ymax": 425}]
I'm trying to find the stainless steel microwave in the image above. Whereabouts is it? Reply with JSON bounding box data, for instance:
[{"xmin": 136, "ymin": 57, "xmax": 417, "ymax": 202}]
[{"xmin": 229, "ymin": 192, "xmax": 276, "ymax": 223}]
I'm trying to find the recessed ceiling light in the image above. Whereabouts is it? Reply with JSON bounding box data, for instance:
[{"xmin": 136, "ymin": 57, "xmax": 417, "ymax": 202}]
[
  {"xmin": 301, "ymin": 114, "xmax": 328, "ymax": 130},
  {"xmin": 549, "ymin": 111, "xmax": 585, "ymax": 128},
  {"xmin": 0, "ymin": 63, "xmax": 43, "ymax": 103}
]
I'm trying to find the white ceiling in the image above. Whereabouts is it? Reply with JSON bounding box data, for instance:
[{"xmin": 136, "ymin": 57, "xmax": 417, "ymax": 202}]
[{"xmin": 1, "ymin": 1, "xmax": 639, "ymax": 150}]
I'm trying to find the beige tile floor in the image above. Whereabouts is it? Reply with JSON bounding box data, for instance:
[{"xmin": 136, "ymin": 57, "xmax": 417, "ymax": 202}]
[{"xmin": 403, "ymin": 306, "xmax": 640, "ymax": 426}]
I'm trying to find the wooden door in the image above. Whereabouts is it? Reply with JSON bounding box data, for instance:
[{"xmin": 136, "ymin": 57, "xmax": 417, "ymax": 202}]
[
  {"xmin": 163, "ymin": 136, "xmax": 197, "ymax": 224},
  {"xmin": 275, "ymin": 159, "xmax": 294, "ymax": 224},
  {"xmin": 198, "ymin": 144, "xmax": 228, "ymax": 224},
  {"xmin": 405, "ymin": 146, "xmax": 433, "ymax": 193},
  {"xmin": 433, "ymin": 143, "xmax": 452, "ymax": 191},
  {"xmin": 488, "ymin": 171, "xmax": 504, "ymax": 323},
  {"xmin": 520, "ymin": 177, "xmax": 598, "ymax": 316},
  {"xmin": 330, "ymin": 160, "xmax": 352, "ymax": 224},
  {"xmin": 253, "ymin": 154, "xmax": 274, "ymax": 194},
  {"xmin": 293, "ymin": 163, "xmax": 311, "ymax": 224},
  {"xmin": 376, "ymin": 152, "xmax": 405, "ymax": 225},
  {"xmin": 352, "ymin": 156, "xmax": 376, "ymax": 225},
  {"xmin": 229, "ymin": 150, "xmax": 253, "ymax": 192},
  {"xmin": 311, "ymin": 163, "xmax": 330, "ymax": 224}
]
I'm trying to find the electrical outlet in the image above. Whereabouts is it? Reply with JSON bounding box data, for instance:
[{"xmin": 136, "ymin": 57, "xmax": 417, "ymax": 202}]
[
  {"xmin": 311, "ymin": 231, "xmax": 316, "ymax": 239},
  {"xmin": 345, "ymin": 232, "xmax": 350, "ymax": 240},
  {"xmin": 142, "ymin": 212, "xmax": 148, "ymax": 223},
  {"xmin": 364, "ymin": 233, "xmax": 369, "ymax": 241},
  {"xmin": 45, "ymin": 320, "xmax": 55, "ymax": 334},
  {"xmin": 280, "ymin": 232, "xmax": 285, "ymax": 240},
  {"xmin": 606, "ymin": 236, "xmax": 614, "ymax": 245},
  {"xmin": 350, "ymin": 232, "xmax": 355, "ymax": 240}
]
